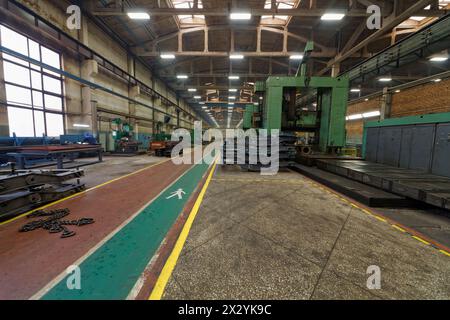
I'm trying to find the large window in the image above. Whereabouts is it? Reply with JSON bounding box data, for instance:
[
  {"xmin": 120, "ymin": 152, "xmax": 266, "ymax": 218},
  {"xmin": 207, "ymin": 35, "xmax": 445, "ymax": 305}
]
[
  {"xmin": 0, "ymin": 25, "xmax": 65, "ymax": 137},
  {"xmin": 261, "ymin": 0, "xmax": 300, "ymax": 26},
  {"xmin": 172, "ymin": 0, "xmax": 205, "ymax": 25}
]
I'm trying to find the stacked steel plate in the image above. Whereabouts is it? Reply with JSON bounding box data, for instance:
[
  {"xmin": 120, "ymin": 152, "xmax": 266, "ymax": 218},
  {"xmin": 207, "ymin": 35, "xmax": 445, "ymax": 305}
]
[{"xmin": 0, "ymin": 165, "xmax": 85, "ymax": 221}]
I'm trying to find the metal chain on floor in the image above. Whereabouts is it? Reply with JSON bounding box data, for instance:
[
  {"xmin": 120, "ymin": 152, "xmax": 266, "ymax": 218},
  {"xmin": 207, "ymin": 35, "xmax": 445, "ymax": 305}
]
[{"xmin": 19, "ymin": 208, "xmax": 95, "ymax": 238}]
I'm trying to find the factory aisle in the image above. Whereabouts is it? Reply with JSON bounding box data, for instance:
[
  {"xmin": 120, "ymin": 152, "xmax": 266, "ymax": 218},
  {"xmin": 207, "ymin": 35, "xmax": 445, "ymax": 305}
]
[
  {"xmin": 162, "ymin": 166, "xmax": 450, "ymax": 300},
  {"xmin": 0, "ymin": 158, "xmax": 214, "ymax": 300}
]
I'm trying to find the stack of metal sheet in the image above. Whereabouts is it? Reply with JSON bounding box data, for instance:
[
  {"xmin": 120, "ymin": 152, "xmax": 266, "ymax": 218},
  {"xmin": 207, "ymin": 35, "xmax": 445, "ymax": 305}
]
[
  {"xmin": 0, "ymin": 167, "xmax": 85, "ymax": 221},
  {"xmin": 317, "ymin": 159, "xmax": 450, "ymax": 210},
  {"xmin": 222, "ymin": 132, "xmax": 297, "ymax": 171}
]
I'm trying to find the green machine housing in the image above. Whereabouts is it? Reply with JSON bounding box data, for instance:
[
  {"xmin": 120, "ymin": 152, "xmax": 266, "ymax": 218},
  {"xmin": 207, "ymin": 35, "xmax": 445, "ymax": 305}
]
[{"xmin": 252, "ymin": 42, "xmax": 349, "ymax": 153}]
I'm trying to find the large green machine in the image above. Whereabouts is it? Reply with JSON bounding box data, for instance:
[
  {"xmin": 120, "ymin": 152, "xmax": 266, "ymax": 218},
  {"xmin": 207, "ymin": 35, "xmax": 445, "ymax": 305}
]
[
  {"xmin": 252, "ymin": 42, "xmax": 349, "ymax": 153},
  {"xmin": 111, "ymin": 118, "xmax": 142, "ymax": 154}
]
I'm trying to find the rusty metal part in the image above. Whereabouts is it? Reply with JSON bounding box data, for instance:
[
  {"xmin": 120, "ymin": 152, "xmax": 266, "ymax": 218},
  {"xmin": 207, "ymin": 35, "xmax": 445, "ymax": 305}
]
[{"xmin": 19, "ymin": 208, "xmax": 94, "ymax": 239}]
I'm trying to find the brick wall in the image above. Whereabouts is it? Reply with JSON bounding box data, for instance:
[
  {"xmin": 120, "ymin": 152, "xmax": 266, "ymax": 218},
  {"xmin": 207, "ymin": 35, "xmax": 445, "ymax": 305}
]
[
  {"xmin": 345, "ymin": 77, "xmax": 450, "ymax": 145},
  {"xmin": 391, "ymin": 78, "xmax": 450, "ymax": 117},
  {"xmin": 346, "ymin": 97, "xmax": 382, "ymax": 145}
]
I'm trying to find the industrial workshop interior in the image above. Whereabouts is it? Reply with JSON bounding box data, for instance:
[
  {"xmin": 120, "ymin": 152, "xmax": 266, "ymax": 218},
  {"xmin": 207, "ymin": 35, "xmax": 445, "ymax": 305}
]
[{"xmin": 0, "ymin": 0, "xmax": 449, "ymax": 308}]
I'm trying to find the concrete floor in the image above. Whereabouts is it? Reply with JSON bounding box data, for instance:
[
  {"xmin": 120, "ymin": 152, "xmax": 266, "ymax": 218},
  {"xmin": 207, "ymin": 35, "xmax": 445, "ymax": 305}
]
[{"xmin": 163, "ymin": 165, "xmax": 450, "ymax": 300}]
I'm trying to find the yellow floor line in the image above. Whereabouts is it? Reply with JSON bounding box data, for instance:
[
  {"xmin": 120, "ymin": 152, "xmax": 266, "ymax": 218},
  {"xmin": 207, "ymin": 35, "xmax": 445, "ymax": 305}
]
[
  {"xmin": 149, "ymin": 159, "xmax": 218, "ymax": 300},
  {"xmin": 439, "ymin": 250, "xmax": 450, "ymax": 257},
  {"xmin": 0, "ymin": 158, "xmax": 172, "ymax": 226},
  {"xmin": 309, "ymin": 178, "xmax": 450, "ymax": 257},
  {"xmin": 392, "ymin": 225, "xmax": 406, "ymax": 233},
  {"xmin": 412, "ymin": 236, "xmax": 431, "ymax": 246},
  {"xmin": 374, "ymin": 216, "xmax": 387, "ymax": 223}
]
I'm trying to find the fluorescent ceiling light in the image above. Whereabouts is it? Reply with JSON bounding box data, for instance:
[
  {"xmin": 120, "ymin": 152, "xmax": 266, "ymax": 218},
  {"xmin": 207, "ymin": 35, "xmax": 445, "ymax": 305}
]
[
  {"xmin": 229, "ymin": 103, "xmax": 235, "ymax": 105},
  {"xmin": 259, "ymin": 97, "xmax": 263, "ymax": 100},
  {"xmin": 188, "ymin": 88, "xmax": 197, "ymax": 92},
  {"xmin": 410, "ymin": 16, "xmax": 426, "ymax": 21},
  {"xmin": 73, "ymin": 124, "xmax": 90, "ymax": 128},
  {"xmin": 177, "ymin": 75, "xmax": 188, "ymax": 79},
  {"xmin": 348, "ymin": 114, "xmax": 363, "ymax": 120},
  {"xmin": 253, "ymin": 102, "xmax": 259, "ymax": 106},
  {"xmin": 434, "ymin": 78, "xmax": 442, "ymax": 82},
  {"xmin": 321, "ymin": 13, "xmax": 345, "ymax": 21},
  {"xmin": 365, "ymin": 98, "xmax": 369, "ymax": 101},
  {"xmin": 199, "ymin": 102, "xmax": 205, "ymax": 105},
  {"xmin": 160, "ymin": 53, "xmax": 175, "ymax": 59},
  {"xmin": 395, "ymin": 90, "xmax": 401, "ymax": 93},
  {"xmin": 363, "ymin": 111, "xmax": 381, "ymax": 118},
  {"xmin": 194, "ymin": 96, "xmax": 201, "ymax": 99},
  {"xmin": 229, "ymin": 89, "xmax": 238, "ymax": 92},
  {"xmin": 230, "ymin": 54, "xmax": 244, "ymax": 60},
  {"xmin": 430, "ymin": 56, "xmax": 448, "ymax": 62},
  {"xmin": 202, "ymin": 106, "xmax": 207, "ymax": 109},
  {"xmin": 350, "ymin": 88, "xmax": 361, "ymax": 92},
  {"xmin": 228, "ymin": 75, "xmax": 240, "ymax": 80},
  {"xmin": 229, "ymin": 96, "xmax": 236, "ymax": 100},
  {"xmin": 378, "ymin": 78, "xmax": 392, "ymax": 82},
  {"xmin": 230, "ymin": 13, "xmax": 252, "ymax": 20},
  {"xmin": 290, "ymin": 55, "xmax": 303, "ymax": 60},
  {"xmin": 127, "ymin": 12, "xmax": 150, "ymax": 20}
]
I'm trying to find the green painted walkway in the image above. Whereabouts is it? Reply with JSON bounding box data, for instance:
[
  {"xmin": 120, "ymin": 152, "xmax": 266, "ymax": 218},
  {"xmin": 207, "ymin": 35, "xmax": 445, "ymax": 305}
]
[{"xmin": 42, "ymin": 162, "xmax": 211, "ymax": 300}]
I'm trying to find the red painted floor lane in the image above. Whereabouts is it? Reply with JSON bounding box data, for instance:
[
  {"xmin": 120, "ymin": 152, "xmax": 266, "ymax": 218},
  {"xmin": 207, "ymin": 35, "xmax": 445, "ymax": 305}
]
[{"xmin": 0, "ymin": 160, "xmax": 192, "ymax": 300}]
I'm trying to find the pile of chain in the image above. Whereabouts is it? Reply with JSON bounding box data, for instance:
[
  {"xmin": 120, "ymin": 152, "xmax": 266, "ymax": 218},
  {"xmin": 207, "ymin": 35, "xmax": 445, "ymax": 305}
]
[{"xmin": 19, "ymin": 208, "xmax": 95, "ymax": 238}]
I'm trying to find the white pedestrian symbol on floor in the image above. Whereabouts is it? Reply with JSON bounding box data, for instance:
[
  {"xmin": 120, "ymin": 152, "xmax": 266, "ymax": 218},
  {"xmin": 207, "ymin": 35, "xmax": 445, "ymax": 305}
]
[{"xmin": 166, "ymin": 188, "xmax": 186, "ymax": 200}]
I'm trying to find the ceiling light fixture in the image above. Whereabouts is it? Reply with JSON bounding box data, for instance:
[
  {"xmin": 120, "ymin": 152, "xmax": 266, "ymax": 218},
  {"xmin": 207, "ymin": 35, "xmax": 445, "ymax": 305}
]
[
  {"xmin": 160, "ymin": 53, "xmax": 175, "ymax": 59},
  {"xmin": 378, "ymin": 78, "xmax": 392, "ymax": 82},
  {"xmin": 188, "ymin": 88, "xmax": 197, "ymax": 92},
  {"xmin": 321, "ymin": 13, "xmax": 346, "ymax": 21},
  {"xmin": 228, "ymin": 75, "xmax": 240, "ymax": 80},
  {"xmin": 350, "ymin": 88, "xmax": 361, "ymax": 92},
  {"xmin": 177, "ymin": 75, "xmax": 188, "ymax": 79},
  {"xmin": 230, "ymin": 12, "xmax": 252, "ymax": 20},
  {"xmin": 348, "ymin": 114, "xmax": 363, "ymax": 120},
  {"xmin": 429, "ymin": 56, "xmax": 448, "ymax": 62},
  {"xmin": 230, "ymin": 54, "xmax": 244, "ymax": 60},
  {"xmin": 229, "ymin": 89, "xmax": 238, "ymax": 92},
  {"xmin": 363, "ymin": 111, "xmax": 381, "ymax": 118},
  {"xmin": 290, "ymin": 55, "xmax": 304, "ymax": 60},
  {"xmin": 127, "ymin": 12, "xmax": 150, "ymax": 20}
]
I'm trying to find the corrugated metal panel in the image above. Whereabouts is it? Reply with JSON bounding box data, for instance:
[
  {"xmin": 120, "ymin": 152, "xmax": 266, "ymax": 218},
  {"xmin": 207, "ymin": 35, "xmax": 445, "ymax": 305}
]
[{"xmin": 432, "ymin": 124, "xmax": 450, "ymax": 178}]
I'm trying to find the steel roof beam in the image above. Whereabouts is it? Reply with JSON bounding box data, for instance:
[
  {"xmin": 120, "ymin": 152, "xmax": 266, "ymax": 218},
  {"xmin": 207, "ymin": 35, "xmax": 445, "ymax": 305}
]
[{"xmin": 90, "ymin": 7, "xmax": 446, "ymax": 17}]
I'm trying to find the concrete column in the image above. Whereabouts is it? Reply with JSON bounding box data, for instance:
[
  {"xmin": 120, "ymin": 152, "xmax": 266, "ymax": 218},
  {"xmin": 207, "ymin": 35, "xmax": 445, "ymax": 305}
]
[
  {"xmin": 80, "ymin": 15, "xmax": 89, "ymax": 46},
  {"xmin": 0, "ymin": 82, "xmax": 9, "ymax": 137},
  {"xmin": 0, "ymin": 29, "xmax": 9, "ymax": 136},
  {"xmin": 129, "ymin": 85, "xmax": 140, "ymax": 118},
  {"xmin": 380, "ymin": 87, "xmax": 392, "ymax": 120},
  {"xmin": 331, "ymin": 63, "xmax": 341, "ymax": 77},
  {"xmin": 81, "ymin": 59, "xmax": 98, "ymax": 133}
]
